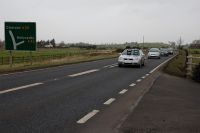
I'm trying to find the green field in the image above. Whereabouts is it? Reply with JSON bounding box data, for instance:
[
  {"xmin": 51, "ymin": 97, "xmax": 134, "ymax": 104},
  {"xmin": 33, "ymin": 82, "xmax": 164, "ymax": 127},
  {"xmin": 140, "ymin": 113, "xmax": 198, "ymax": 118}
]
[
  {"xmin": 188, "ymin": 49, "xmax": 200, "ymax": 64},
  {"xmin": 0, "ymin": 48, "xmax": 103, "ymax": 65},
  {"xmin": 0, "ymin": 48, "xmax": 88, "ymax": 57},
  {"xmin": 0, "ymin": 48, "xmax": 118, "ymax": 73}
]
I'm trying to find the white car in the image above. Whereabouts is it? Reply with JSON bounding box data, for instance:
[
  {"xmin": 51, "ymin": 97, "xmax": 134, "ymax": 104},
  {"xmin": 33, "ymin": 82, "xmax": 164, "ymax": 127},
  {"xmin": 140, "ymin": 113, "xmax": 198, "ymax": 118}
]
[
  {"xmin": 148, "ymin": 48, "xmax": 161, "ymax": 59},
  {"xmin": 167, "ymin": 48, "xmax": 174, "ymax": 55},
  {"xmin": 118, "ymin": 49, "xmax": 145, "ymax": 68}
]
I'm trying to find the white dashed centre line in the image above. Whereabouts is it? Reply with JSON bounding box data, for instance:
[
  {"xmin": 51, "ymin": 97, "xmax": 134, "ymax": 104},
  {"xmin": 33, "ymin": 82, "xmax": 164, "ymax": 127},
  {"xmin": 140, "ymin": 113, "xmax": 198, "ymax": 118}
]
[
  {"xmin": 146, "ymin": 74, "xmax": 150, "ymax": 76},
  {"xmin": 0, "ymin": 83, "xmax": 43, "ymax": 95},
  {"xmin": 129, "ymin": 83, "xmax": 136, "ymax": 87},
  {"xmin": 68, "ymin": 69, "xmax": 99, "ymax": 77},
  {"xmin": 77, "ymin": 110, "xmax": 99, "ymax": 124},
  {"xmin": 137, "ymin": 79, "xmax": 142, "ymax": 82},
  {"xmin": 103, "ymin": 98, "xmax": 116, "ymax": 105},
  {"xmin": 141, "ymin": 76, "xmax": 146, "ymax": 79},
  {"xmin": 119, "ymin": 89, "xmax": 128, "ymax": 94}
]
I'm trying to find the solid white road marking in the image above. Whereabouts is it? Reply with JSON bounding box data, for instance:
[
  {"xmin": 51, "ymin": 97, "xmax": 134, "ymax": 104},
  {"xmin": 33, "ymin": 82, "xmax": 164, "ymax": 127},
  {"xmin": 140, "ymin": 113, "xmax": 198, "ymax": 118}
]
[
  {"xmin": 119, "ymin": 89, "xmax": 128, "ymax": 94},
  {"xmin": 103, "ymin": 98, "xmax": 116, "ymax": 105},
  {"xmin": 68, "ymin": 69, "xmax": 99, "ymax": 77},
  {"xmin": 77, "ymin": 110, "xmax": 99, "ymax": 124},
  {"xmin": 0, "ymin": 83, "xmax": 43, "ymax": 95},
  {"xmin": 103, "ymin": 63, "xmax": 118, "ymax": 68},
  {"xmin": 109, "ymin": 64, "xmax": 118, "ymax": 68},
  {"xmin": 149, "ymin": 56, "xmax": 175, "ymax": 73},
  {"xmin": 129, "ymin": 83, "xmax": 136, "ymax": 87},
  {"xmin": 103, "ymin": 65, "xmax": 110, "ymax": 68},
  {"xmin": 137, "ymin": 79, "xmax": 142, "ymax": 82}
]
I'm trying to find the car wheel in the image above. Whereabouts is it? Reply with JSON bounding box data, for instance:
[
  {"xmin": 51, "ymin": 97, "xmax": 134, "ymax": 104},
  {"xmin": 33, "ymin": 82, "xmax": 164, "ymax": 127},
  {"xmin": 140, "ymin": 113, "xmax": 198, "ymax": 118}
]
[
  {"xmin": 138, "ymin": 61, "xmax": 142, "ymax": 68},
  {"xmin": 118, "ymin": 64, "xmax": 122, "ymax": 67},
  {"xmin": 142, "ymin": 60, "xmax": 145, "ymax": 66}
]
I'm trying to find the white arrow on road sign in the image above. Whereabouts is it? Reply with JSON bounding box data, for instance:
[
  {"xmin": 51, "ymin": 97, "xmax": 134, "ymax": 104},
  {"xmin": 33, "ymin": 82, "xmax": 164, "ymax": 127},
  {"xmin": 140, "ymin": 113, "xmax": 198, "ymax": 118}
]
[{"xmin": 9, "ymin": 30, "xmax": 24, "ymax": 50}]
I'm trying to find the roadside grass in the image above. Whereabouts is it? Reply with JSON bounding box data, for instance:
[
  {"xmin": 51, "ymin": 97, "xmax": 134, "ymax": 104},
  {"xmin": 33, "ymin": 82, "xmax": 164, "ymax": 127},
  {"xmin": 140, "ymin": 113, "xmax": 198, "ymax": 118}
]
[
  {"xmin": 0, "ymin": 51, "xmax": 118, "ymax": 74},
  {"xmin": 0, "ymin": 48, "xmax": 87, "ymax": 57},
  {"xmin": 164, "ymin": 50, "xmax": 186, "ymax": 77}
]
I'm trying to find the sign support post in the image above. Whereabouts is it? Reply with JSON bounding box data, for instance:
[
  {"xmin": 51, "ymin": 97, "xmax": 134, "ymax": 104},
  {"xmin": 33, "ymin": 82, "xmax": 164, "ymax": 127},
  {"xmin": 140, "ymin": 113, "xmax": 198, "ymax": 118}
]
[
  {"xmin": 9, "ymin": 50, "xmax": 13, "ymax": 68},
  {"xmin": 30, "ymin": 51, "xmax": 33, "ymax": 65}
]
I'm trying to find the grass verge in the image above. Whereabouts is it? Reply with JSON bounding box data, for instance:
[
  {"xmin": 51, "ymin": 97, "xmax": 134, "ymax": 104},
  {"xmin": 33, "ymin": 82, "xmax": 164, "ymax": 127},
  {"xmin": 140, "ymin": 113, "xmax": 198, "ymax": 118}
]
[
  {"xmin": 0, "ymin": 53, "xmax": 118, "ymax": 74},
  {"xmin": 164, "ymin": 50, "xmax": 186, "ymax": 77}
]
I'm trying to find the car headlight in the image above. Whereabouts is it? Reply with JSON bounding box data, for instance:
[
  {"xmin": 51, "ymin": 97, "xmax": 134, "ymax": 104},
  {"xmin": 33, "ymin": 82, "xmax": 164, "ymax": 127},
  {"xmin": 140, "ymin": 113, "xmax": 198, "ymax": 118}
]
[
  {"xmin": 118, "ymin": 57, "xmax": 123, "ymax": 61},
  {"xmin": 135, "ymin": 57, "xmax": 141, "ymax": 62},
  {"xmin": 135, "ymin": 57, "xmax": 139, "ymax": 60}
]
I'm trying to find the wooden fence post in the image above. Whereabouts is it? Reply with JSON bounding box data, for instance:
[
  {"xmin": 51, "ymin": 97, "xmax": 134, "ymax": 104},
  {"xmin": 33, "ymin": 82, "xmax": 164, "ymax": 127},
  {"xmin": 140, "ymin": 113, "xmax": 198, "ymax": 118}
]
[{"xmin": 186, "ymin": 55, "xmax": 193, "ymax": 78}]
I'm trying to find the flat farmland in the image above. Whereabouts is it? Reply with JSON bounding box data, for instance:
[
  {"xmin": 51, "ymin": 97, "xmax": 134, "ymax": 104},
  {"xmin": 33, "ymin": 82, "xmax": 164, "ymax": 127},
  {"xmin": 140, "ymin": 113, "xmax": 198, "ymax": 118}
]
[
  {"xmin": 0, "ymin": 48, "xmax": 117, "ymax": 73},
  {"xmin": 188, "ymin": 49, "xmax": 200, "ymax": 64}
]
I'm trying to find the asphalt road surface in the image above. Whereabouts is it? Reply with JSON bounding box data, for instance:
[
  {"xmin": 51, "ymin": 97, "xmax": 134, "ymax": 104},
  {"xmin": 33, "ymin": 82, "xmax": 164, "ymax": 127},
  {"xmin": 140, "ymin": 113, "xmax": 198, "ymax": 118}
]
[{"xmin": 0, "ymin": 55, "xmax": 172, "ymax": 133}]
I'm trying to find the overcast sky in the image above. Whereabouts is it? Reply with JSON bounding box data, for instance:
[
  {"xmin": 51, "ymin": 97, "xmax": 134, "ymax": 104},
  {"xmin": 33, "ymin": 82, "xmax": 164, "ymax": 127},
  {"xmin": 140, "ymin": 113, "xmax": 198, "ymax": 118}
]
[{"xmin": 1, "ymin": 0, "xmax": 200, "ymax": 44}]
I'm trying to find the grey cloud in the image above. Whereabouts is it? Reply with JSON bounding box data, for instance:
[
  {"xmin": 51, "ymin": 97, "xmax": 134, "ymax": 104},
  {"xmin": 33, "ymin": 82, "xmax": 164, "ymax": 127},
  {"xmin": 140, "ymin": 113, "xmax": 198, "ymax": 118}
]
[{"xmin": 0, "ymin": 0, "xmax": 200, "ymax": 43}]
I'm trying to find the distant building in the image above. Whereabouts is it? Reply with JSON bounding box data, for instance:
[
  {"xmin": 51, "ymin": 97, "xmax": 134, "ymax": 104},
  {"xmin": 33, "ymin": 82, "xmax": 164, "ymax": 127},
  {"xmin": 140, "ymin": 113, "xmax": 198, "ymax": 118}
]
[{"xmin": 44, "ymin": 43, "xmax": 53, "ymax": 48}]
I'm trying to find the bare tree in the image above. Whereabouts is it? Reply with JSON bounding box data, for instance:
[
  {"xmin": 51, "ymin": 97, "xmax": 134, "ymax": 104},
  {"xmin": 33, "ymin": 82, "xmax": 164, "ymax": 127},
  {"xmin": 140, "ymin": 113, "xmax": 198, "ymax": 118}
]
[
  {"xmin": 177, "ymin": 37, "xmax": 184, "ymax": 49},
  {"xmin": 168, "ymin": 41, "xmax": 176, "ymax": 48}
]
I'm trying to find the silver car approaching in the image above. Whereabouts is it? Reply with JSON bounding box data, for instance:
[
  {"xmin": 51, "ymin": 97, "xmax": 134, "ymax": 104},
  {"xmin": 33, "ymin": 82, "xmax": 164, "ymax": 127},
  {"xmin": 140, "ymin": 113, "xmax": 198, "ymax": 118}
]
[
  {"xmin": 147, "ymin": 48, "xmax": 161, "ymax": 59},
  {"xmin": 118, "ymin": 49, "xmax": 145, "ymax": 68}
]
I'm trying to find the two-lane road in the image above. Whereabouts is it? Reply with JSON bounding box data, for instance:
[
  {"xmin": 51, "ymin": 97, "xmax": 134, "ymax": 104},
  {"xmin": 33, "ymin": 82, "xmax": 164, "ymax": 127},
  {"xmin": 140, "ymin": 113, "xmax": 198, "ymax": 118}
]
[{"xmin": 0, "ymin": 56, "xmax": 172, "ymax": 133}]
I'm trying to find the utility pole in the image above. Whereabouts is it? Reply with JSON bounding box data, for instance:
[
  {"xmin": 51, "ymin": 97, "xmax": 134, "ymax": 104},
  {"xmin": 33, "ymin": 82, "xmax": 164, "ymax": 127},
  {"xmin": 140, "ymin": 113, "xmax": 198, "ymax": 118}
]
[
  {"xmin": 143, "ymin": 36, "xmax": 144, "ymax": 44},
  {"xmin": 179, "ymin": 36, "xmax": 182, "ymax": 45},
  {"xmin": 142, "ymin": 35, "xmax": 144, "ymax": 49}
]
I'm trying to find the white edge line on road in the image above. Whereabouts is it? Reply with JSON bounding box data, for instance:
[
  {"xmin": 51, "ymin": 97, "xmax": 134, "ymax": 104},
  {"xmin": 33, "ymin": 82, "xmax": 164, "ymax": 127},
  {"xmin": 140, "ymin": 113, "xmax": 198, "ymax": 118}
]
[
  {"xmin": 141, "ymin": 76, "xmax": 146, "ymax": 79},
  {"xmin": 119, "ymin": 89, "xmax": 128, "ymax": 94},
  {"xmin": 77, "ymin": 110, "xmax": 99, "ymax": 124},
  {"xmin": 103, "ymin": 98, "xmax": 116, "ymax": 105},
  {"xmin": 137, "ymin": 79, "xmax": 142, "ymax": 82},
  {"xmin": 149, "ymin": 56, "xmax": 175, "ymax": 73},
  {"xmin": 129, "ymin": 83, "xmax": 136, "ymax": 87},
  {"xmin": 68, "ymin": 69, "xmax": 99, "ymax": 77},
  {"xmin": 146, "ymin": 74, "xmax": 150, "ymax": 76},
  {"xmin": 0, "ymin": 83, "xmax": 43, "ymax": 95},
  {"xmin": 129, "ymin": 93, "xmax": 144, "ymax": 112}
]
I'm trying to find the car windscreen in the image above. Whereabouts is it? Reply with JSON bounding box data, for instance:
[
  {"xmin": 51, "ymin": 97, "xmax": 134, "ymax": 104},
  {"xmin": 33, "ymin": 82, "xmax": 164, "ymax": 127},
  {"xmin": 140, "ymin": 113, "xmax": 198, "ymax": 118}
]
[
  {"xmin": 149, "ymin": 49, "xmax": 159, "ymax": 52},
  {"xmin": 122, "ymin": 49, "xmax": 139, "ymax": 56},
  {"xmin": 161, "ymin": 49, "xmax": 168, "ymax": 52}
]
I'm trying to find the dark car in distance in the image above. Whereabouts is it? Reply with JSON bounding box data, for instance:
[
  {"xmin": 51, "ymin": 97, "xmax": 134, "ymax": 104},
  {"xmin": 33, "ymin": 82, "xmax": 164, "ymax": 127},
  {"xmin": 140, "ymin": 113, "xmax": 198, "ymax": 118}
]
[{"xmin": 160, "ymin": 48, "xmax": 169, "ymax": 56}]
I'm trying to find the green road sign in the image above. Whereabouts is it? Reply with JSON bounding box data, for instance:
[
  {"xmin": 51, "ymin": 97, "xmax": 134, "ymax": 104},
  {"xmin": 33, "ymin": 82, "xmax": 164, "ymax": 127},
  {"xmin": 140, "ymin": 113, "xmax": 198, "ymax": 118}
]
[{"xmin": 5, "ymin": 22, "xmax": 36, "ymax": 51}]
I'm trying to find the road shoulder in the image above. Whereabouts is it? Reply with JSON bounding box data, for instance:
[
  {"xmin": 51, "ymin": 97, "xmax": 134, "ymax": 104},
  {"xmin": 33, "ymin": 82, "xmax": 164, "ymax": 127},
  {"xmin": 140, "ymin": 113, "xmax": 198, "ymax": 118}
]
[{"xmin": 120, "ymin": 73, "xmax": 200, "ymax": 133}]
